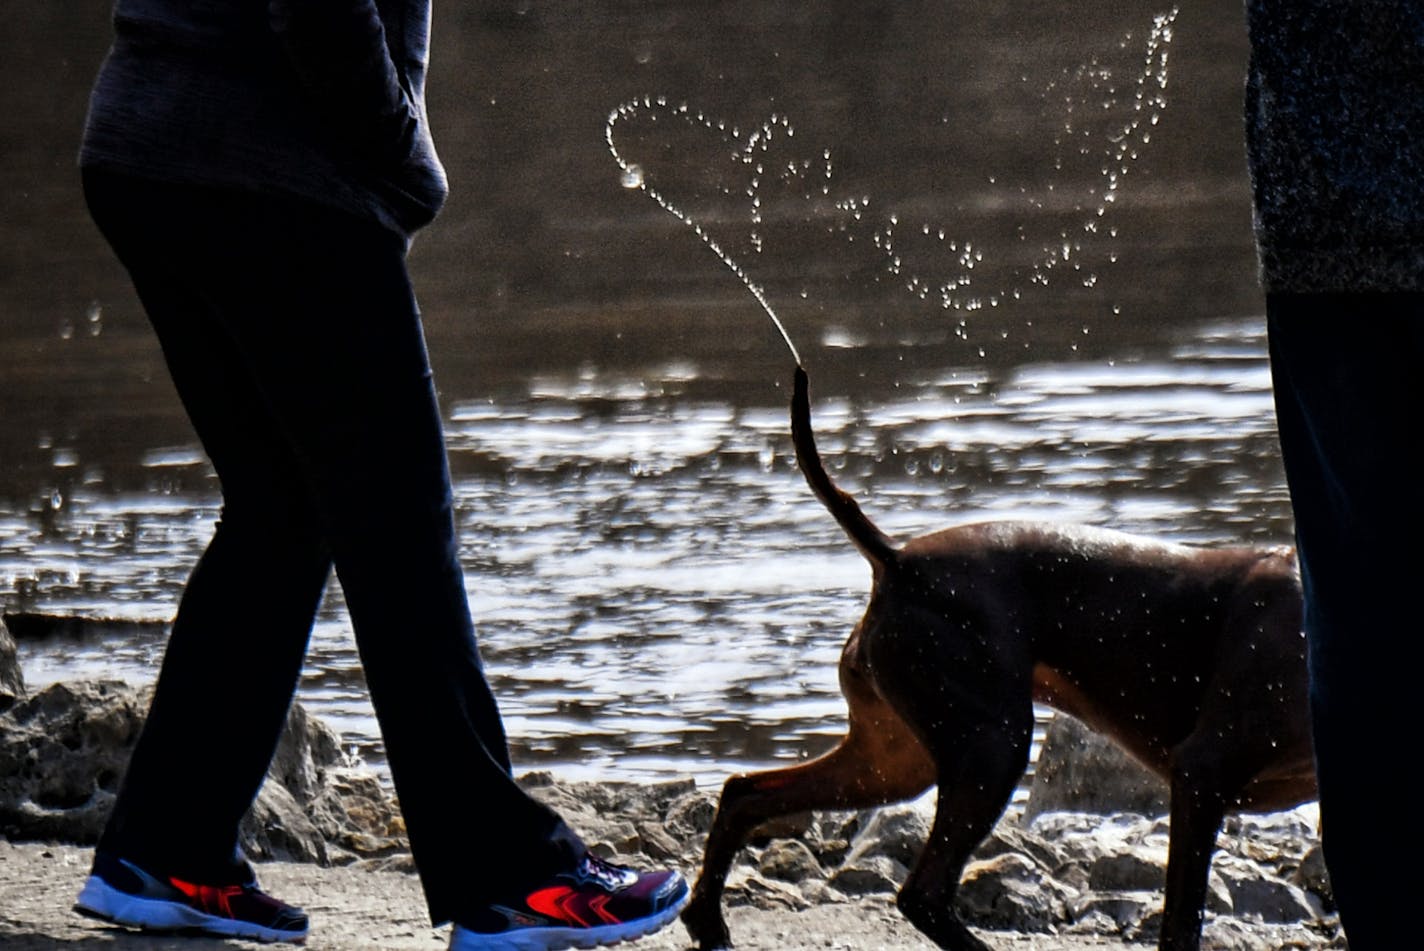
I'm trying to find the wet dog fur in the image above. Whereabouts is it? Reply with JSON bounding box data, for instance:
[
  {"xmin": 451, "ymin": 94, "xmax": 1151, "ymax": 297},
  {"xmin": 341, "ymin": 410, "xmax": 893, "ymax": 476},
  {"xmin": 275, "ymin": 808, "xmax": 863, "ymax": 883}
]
[{"xmin": 681, "ymin": 367, "xmax": 1315, "ymax": 951}]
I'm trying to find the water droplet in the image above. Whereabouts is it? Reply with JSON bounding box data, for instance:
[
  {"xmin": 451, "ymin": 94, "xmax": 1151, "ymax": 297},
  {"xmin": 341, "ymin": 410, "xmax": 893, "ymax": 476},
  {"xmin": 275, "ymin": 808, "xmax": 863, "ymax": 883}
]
[{"xmin": 620, "ymin": 164, "xmax": 645, "ymax": 189}]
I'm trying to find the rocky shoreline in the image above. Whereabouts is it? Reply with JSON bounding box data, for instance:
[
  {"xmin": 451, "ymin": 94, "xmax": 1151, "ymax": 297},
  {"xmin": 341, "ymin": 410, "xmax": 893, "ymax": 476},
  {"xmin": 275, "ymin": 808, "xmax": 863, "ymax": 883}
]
[{"xmin": 2, "ymin": 616, "xmax": 1344, "ymax": 949}]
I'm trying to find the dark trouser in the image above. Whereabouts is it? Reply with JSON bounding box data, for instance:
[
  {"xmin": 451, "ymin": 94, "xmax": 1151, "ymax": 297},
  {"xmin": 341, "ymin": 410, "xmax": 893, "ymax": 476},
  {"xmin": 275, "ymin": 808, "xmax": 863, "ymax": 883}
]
[
  {"xmin": 1267, "ymin": 293, "xmax": 1420, "ymax": 949},
  {"xmin": 83, "ymin": 167, "xmax": 583, "ymax": 925}
]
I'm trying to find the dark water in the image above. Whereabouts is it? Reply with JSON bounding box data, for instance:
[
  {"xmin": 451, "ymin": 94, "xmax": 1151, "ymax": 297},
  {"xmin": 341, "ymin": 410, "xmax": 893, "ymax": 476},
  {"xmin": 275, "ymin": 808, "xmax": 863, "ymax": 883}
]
[{"xmin": 1, "ymin": 2, "xmax": 1279, "ymax": 786}]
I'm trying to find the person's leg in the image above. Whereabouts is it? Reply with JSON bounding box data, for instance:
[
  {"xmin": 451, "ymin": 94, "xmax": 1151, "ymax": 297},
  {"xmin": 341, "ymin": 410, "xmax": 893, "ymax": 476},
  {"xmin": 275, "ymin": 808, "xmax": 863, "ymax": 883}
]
[
  {"xmin": 83, "ymin": 172, "xmax": 584, "ymax": 923},
  {"xmin": 83, "ymin": 169, "xmax": 334, "ymax": 885},
  {"xmin": 1267, "ymin": 292, "xmax": 1421, "ymax": 947}
]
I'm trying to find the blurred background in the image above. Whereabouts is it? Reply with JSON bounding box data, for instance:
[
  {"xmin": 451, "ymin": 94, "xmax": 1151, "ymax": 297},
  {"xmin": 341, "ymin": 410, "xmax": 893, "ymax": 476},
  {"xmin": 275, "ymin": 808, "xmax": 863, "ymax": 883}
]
[{"xmin": 1, "ymin": 1, "xmax": 1278, "ymax": 786}]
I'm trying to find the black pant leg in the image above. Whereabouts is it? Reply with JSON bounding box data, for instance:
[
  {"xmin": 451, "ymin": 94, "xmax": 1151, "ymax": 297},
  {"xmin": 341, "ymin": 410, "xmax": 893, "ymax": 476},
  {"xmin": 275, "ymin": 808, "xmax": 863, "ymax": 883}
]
[
  {"xmin": 1267, "ymin": 293, "xmax": 1422, "ymax": 948},
  {"xmin": 83, "ymin": 169, "xmax": 585, "ymax": 921}
]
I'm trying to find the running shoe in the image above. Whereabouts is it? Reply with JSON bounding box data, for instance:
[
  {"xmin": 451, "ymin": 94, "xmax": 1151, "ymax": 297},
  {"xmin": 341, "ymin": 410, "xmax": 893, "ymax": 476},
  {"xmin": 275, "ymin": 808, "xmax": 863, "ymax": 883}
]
[
  {"xmin": 74, "ymin": 851, "xmax": 310, "ymax": 943},
  {"xmin": 449, "ymin": 853, "xmax": 689, "ymax": 950}
]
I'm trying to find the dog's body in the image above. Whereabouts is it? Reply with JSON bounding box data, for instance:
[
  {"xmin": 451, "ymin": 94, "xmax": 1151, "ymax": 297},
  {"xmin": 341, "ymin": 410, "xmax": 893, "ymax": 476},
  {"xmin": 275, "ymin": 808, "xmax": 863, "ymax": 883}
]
[{"xmin": 682, "ymin": 367, "xmax": 1316, "ymax": 951}]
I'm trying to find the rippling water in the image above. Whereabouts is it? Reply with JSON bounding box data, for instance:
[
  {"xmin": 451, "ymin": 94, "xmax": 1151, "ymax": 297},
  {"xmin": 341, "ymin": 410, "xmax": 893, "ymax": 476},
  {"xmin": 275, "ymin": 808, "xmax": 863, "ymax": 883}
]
[
  {"xmin": 2, "ymin": 1, "xmax": 1277, "ymax": 789},
  {"xmin": 4, "ymin": 317, "xmax": 1289, "ymax": 787}
]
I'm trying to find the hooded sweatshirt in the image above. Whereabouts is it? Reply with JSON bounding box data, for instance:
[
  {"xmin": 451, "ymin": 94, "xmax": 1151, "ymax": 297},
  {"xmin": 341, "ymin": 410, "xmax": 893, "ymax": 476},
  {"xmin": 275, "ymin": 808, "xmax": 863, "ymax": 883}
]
[{"xmin": 80, "ymin": 0, "xmax": 447, "ymax": 236}]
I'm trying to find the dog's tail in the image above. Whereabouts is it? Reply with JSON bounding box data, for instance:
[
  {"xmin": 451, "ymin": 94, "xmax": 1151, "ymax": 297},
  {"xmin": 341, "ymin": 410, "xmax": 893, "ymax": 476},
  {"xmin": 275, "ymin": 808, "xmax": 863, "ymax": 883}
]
[{"xmin": 791, "ymin": 365, "xmax": 898, "ymax": 567}]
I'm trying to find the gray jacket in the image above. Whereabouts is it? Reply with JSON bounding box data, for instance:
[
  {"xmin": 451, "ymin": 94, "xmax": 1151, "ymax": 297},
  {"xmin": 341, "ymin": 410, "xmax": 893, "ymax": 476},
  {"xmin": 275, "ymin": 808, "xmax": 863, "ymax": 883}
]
[
  {"xmin": 1246, "ymin": 0, "xmax": 1424, "ymax": 293},
  {"xmin": 81, "ymin": 0, "xmax": 447, "ymax": 236}
]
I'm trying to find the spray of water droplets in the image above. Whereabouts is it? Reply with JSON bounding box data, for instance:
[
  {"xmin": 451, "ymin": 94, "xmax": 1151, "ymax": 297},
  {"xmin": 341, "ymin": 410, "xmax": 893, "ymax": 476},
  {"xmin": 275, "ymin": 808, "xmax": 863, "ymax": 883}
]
[
  {"xmin": 605, "ymin": 96, "xmax": 810, "ymax": 366},
  {"xmin": 604, "ymin": 9, "xmax": 1178, "ymax": 363}
]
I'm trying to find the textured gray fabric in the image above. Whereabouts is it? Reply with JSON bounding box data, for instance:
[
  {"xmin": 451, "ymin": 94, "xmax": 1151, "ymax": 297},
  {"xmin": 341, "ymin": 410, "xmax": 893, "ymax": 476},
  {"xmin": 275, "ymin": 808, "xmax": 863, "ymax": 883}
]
[
  {"xmin": 1246, "ymin": 0, "xmax": 1424, "ymax": 292},
  {"xmin": 80, "ymin": 0, "xmax": 447, "ymax": 236}
]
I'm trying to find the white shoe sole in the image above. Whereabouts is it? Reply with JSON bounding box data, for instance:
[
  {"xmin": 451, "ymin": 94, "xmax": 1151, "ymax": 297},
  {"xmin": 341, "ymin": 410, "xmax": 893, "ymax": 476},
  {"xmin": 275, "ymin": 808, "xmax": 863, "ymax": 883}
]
[
  {"xmin": 448, "ymin": 891, "xmax": 688, "ymax": 950},
  {"xmin": 74, "ymin": 874, "xmax": 308, "ymax": 944}
]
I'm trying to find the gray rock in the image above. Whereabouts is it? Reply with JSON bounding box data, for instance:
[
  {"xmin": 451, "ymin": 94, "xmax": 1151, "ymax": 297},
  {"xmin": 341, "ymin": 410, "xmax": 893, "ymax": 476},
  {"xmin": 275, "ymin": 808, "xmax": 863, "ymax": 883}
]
[
  {"xmin": 1064, "ymin": 907, "xmax": 1126, "ymax": 935},
  {"xmin": 1207, "ymin": 871, "xmax": 1236, "ymax": 915},
  {"xmin": 306, "ymin": 769, "xmax": 407, "ymax": 859},
  {"xmin": 1215, "ymin": 855, "xmax": 1317, "ymax": 924},
  {"xmin": 242, "ymin": 777, "xmax": 330, "ymax": 865},
  {"xmin": 817, "ymin": 810, "xmax": 862, "ymax": 844},
  {"xmin": 806, "ymin": 811, "xmax": 857, "ymax": 867},
  {"xmin": 1292, "ymin": 843, "xmax": 1333, "ymax": 907},
  {"xmin": 634, "ymin": 820, "xmax": 684, "ymax": 862},
  {"xmin": 619, "ymin": 777, "xmax": 697, "ymax": 815},
  {"xmin": 1133, "ymin": 906, "xmax": 1165, "ymax": 943},
  {"xmin": 0, "ymin": 680, "xmax": 147, "ymax": 843},
  {"xmin": 0, "ymin": 617, "xmax": 23, "ymax": 711},
  {"xmin": 265, "ymin": 701, "xmax": 346, "ymax": 804},
  {"xmin": 1218, "ymin": 811, "xmax": 1318, "ymax": 880},
  {"xmin": 956, "ymin": 851, "xmax": 1074, "ymax": 931},
  {"xmin": 758, "ymin": 838, "xmax": 822, "ymax": 883},
  {"xmin": 664, "ymin": 788, "xmax": 717, "ymax": 837},
  {"xmin": 588, "ymin": 820, "xmax": 642, "ymax": 858},
  {"xmin": 828, "ymin": 854, "xmax": 905, "ymax": 895},
  {"xmin": 843, "ymin": 802, "xmax": 931, "ymax": 869},
  {"xmin": 0, "ymin": 679, "xmax": 406, "ymax": 866},
  {"xmin": 973, "ymin": 821, "xmax": 1069, "ymax": 873},
  {"xmin": 723, "ymin": 868, "xmax": 810, "ymax": 911},
  {"xmin": 1027, "ymin": 810, "xmax": 1154, "ymax": 868},
  {"xmin": 796, "ymin": 878, "xmax": 843, "ymax": 906},
  {"xmin": 521, "ymin": 775, "xmax": 710, "ymax": 870},
  {"xmin": 1087, "ymin": 845, "xmax": 1166, "ymax": 891},
  {"xmin": 1070, "ymin": 890, "xmax": 1156, "ymax": 931},
  {"xmin": 748, "ymin": 810, "xmax": 815, "ymax": 844},
  {"xmin": 1025, "ymin": 713, "xmax": 1170, "ymax": 819}
]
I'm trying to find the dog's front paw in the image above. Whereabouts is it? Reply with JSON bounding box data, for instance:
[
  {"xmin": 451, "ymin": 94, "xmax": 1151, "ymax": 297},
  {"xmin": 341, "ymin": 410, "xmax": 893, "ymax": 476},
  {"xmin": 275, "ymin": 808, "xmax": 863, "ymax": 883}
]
[
  {"xmin": 681, "ymin": 893, "xmax": 733, "ymax": 949},
  {"xmin": 897, "ymin": 892, "xmax": 991, "ymax": 951}
]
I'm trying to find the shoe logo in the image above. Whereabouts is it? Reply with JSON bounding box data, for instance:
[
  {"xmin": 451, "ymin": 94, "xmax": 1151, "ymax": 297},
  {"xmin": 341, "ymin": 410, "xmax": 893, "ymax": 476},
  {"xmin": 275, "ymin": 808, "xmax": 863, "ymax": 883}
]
[
  {"xmin": 168, "ymin": 877, "xmax": 243, "ymax": 919},
  {"xmin": 525, "ymin": 886, "xmax": 622, "ymax": 927}
]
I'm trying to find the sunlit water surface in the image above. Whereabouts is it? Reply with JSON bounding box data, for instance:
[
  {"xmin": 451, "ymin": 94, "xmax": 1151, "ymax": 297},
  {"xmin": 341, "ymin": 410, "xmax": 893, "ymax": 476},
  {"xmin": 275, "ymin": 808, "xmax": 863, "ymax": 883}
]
[
  {"xmin": 4, "ymin": 317, "xmax": 1289, "ymax": 790},
  {"xmin": 3, "ymin": 1, "xmax": 1284, "ymax": 795}
]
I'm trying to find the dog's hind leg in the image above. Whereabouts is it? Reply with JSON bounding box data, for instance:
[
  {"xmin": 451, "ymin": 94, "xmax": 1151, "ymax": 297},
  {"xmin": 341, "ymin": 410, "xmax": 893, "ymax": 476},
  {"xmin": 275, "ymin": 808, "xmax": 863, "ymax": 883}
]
[
  {"xmin": 892, "ymin": 699, "xmax": 1035, "ymax": 951},
  {"xmin": 856, "ymin": 598, "xmax": 1037, "ymax": 949},
  {"xmin": 683, "ymin": 648, "xmax": 936, "ymax": 949}
]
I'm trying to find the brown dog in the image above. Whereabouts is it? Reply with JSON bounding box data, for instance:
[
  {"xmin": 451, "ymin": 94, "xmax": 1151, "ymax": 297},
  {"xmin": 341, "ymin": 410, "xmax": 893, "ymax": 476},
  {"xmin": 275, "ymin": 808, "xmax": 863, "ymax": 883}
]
[{"xmin": 682, "ymin": 366, "xmax": 1317, "ymax": 951}]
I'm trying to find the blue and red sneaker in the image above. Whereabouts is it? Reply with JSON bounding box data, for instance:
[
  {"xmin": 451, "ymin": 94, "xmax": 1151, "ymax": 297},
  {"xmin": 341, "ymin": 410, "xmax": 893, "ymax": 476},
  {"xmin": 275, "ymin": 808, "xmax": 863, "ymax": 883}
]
[
  {"xmin": 74, "ymin": 851, "xmax": 309, "ymax": 943},
  {"xmin": 449, "ymin": 853, "xmax": 688, "ymax": 951}
]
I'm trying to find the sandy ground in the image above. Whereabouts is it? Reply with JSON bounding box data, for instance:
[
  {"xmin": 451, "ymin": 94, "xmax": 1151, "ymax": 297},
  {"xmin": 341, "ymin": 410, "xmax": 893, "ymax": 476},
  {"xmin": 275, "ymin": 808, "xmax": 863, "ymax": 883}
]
[{"xmin": 0, "ymin": 841, "xmax": 1142, "ymax": 950}]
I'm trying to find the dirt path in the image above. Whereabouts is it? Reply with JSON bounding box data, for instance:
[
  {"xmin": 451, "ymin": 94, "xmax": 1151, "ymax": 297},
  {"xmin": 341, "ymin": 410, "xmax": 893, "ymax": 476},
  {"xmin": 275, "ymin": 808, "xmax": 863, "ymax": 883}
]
[{"xmin": 1, "ymin": 842, "xmax": 1139, "ymax": 950}]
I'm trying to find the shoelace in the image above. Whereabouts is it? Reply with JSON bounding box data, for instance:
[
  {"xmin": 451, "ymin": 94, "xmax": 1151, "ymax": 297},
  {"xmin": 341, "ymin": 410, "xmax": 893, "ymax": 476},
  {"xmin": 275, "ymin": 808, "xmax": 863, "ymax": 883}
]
[{"xmin": 574, "ymin": 855, "xmax": 634, "ymax": 892}]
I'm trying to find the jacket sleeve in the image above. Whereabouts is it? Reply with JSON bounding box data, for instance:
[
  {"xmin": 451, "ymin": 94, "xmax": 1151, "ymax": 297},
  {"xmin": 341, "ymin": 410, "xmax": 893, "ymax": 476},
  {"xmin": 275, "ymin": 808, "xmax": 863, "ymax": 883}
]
[{"xmin": 267, "ymin": 0, "xmax": 417, "ymax": 167}]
